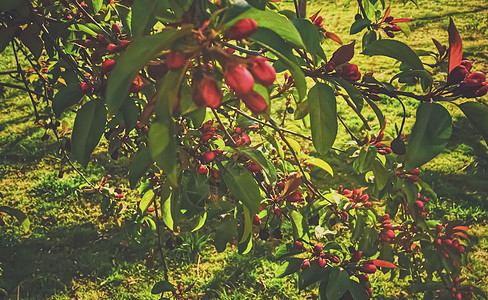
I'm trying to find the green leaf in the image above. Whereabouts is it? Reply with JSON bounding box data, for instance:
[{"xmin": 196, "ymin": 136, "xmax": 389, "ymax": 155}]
[
  {"xmin": 151, "ymin": 281, "xmax": 175, "ymax": 294},
  {"xmin": 0, "ymin": 26, "xmax": 17, "ymax": 53},
  {"xmin": 276, "ymin": 258, "xmax": 303, "ymax": 278},
  {"xmin": 71, "ymin": 100, "xmax": 107, "ymax": 167},
  {"xmin": 237, "ymin": 148, "xmax": 277, "ymax": 183},
  {"xmin": 52, "ymin": 83, "xmax": 84, "ymax": 117},
  {"xmin": 19, "ymin": 25, "xmax": 43, "ymax": 60},
  {"xmin": 405, "ymin": 103, "xmax": 452, "ymax": 170},
  {"xmin": 364, "ymin": 96, "xmax": 385, "ymax": 128},
  {"xmin": 226, "ymin": 8, "xmax": 304, "ymax": 48},
  {"xmin": 290, "ymin": 210, "xmax": 306, "ymax": 240},
  {"xmin": 149, "ymin": 115, "xmax": 177, "ymax": 185},
  {"xmin": 131, "ymin": 0, "xmax": 158, "ymax": 37},
  {"xmin": 129, "ymin": 147, "xmax": 153, "ymax": 188},
  {"xmin": 87, "ymin": 0, "xmax": 103, "ymax": 14},
  {"xmin": 156, "ymin": 69, "xmax": 187, "ymax": 116},
  {"xmin": 139, "ymin": 189, "xmax": 155, "ymax": 212},
  {"xmin": 348, "ymin": 281, "xmax": 370, "ymax": 300},
  {"xmin": 291, "ymin": 19, "xmax": 327, "ymax": 60},
  {"xmin": 160, "ymin": 182, "xmax": 174, "ymax": 231},
  {"xmin": 219, "ymin": 162, "xmax": 262, "ymax": 214},
  {"xmin": 459, "ymin": 102, "xmax": 488, "ymax": 144},
  {"xmin": 305, "ymin": 157, "xmax": 333, "ymax": 176},
  {"xmin": 326, "ymin": 268, "xmax": 351, "ymax": 300},
  {"xmin": 353, "ymin": 145, "xmax": 377, "ymax": 174},
  {"xmin": 250, "ymin": 28, "xmax": 307, "ymax": 101},
  {"xmin": 240, "ymin": 206, "xmax": 253, "ymax": 244},
  {"xmin": 308, "ymin": 83, "xmax": 337, "ymax": 155},
  {"xmin": 120, "ymin": 97, "xmax": 139, "ymax": 130},
  {"xmin": 372, "ymin": 159, "xmax": 388, "ymax": 190},
  {"xmin": 115, "ymin": 4, "xmax": 132, "ymax": 34},
  {"xmin": 106, "ymin": 26, "xmax": 192, "ymax": 114},
  {"xmin": 0, "ymin": 206, "xmax": 30, "ymax": 233},
  {"xmin": 350, "ymin": 18, "xmax": 372, "ymax": 35},
  {"xmin": 330, "ymin": 77, "xmax": 364, "ymax": 112},
  {"xmin": 299, "ymin": 264, "xmax": 331, "ymax": 290},
  {"xmin": 214, "ymin": 216, "xmax": 238, "ymax": 253},
  {"xmin": 362, "ymin": 39, "xmax": 424, "ymax": 70}
]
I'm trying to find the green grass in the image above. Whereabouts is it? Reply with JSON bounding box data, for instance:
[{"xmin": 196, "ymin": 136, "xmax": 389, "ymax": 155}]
[{"xmin": 1, "ymin": 0, "xmax": 488, "ymax": 299}]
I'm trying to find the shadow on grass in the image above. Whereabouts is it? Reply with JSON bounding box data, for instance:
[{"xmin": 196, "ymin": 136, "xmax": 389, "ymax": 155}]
[{"xmin": 0, "ymin": 222, "xmax": 154, "ymax": 299}]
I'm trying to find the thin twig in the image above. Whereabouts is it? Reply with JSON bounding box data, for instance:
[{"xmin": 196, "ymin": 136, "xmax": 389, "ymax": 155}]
[
  {"xmin": 338, "ymin": 115, "xmax": 361, "ymax": 144},
  {"xmin": 0, "ymin": 82, "xmax": 50, "ymax": 100},
  {"xmin": 211, "ymin": 108, "xmax": 236, "ymax": 146},
  {"xmin": 11, "ymin": 41, "xmax": 40, "ymax": 122},
  {"xmin": 152, "ymin": 192, "xmax": 170, "ymax": 282}
]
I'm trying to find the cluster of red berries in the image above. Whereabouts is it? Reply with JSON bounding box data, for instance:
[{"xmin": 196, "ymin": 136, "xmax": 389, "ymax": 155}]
[
  {"xmin": 338, "ymin": 186, "xmax": 372, "ymax": 208},
  {"xmin": 395, "ymin": 167, "xmax": 420, "ymax": 183},
  {"xmin": 414, "ymin": 193, "xmax": 429, "ymax": 217},
  {"xmin": 293, "ymin": 242, "xmax": 341, "ymax": 270},
  {"xmin": 449, "ymin": 60, "xmax": 488, "ymax": 98},
  {"xmin": 362, "ymin": 121, "xmax": 392, "ymax": 155},
  {"xmin": 434, "ymin": 224, "xmax": 467, "ymax": 258},
  {"xmin": 379, "ymin": 214, "xmax": 396, "ymax": 243}
]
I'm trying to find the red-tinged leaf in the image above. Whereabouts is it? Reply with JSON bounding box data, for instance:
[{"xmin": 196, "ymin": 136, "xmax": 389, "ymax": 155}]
[
  {"xmin": 382, "ymin": 6, "xmax": 391, "ymax": 22},
  {"xmin": 448, "ymin": 17, "xmax": 463, "ymax": 73},
  {"xmin": 453, "ymin": 231, "xmax": 468, "ymax": 240},
  {"xmin": 390, "ymin": 18, "xmax": 412, "ymax": 23},
  {"xmin": 280, "ymin": 172, "xmax": 302, "ymax": 197},
  {"xmin": 325, "ymin": 31, "xmax": 343, "ymax": 45},
  {"xmin": 329, "ymin": 41, "xmax": 355, "ymax": 66},
  {"xmin": 452, "ymin": 226, "xmax": 469, "ymax": 232},
  {"xmin": 432, "ymin": 38, "xmax": 445, "ymax": 56},
  {"xmin": 370, "ymin": 259, "xmax": 399, "ymax": 269}
]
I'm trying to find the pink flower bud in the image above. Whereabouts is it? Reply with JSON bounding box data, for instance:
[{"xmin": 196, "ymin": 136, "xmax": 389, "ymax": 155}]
[
  {"xmin": 340, "ymin": 63, "xmax": 361, "ymax": 82},
  {"xmin": 317, "ymin": 257, "xmax": 327, "ymax": 267},
  {"xmin": 224, "ymin": 64, "xmax": 255, "ymax": 94},
  {"xmin": 286, "ymin": 191, "xmax": 303, "ymax": 203},
  {"xmin": 101, "ymin": 59, "xmax": 116, "ymax": 74},
  {"xmin": 294, "ymin": 241, "xmax": 306, "ymax": 252},
  {"xmin": 461, "ymin": 60, "xmax": 473, "ymax": 72},
  {"xmin": 120, "ymin": 39, "xmax": 131, "ymax": 48},
  {"xmin": 249, "ymin": 56, "xmax": 276, "ymax": 86},
  {"xmin": 205, "ymin": 151, "xmax": 215, "ymax": 162},
  {"xmin": 313, "ymin": 243, "xmax": 323, "ymax": 254},
  {"xmin": 447, "ymin": 65, "xmax": 469, "ymax": 85},
  {"xmin": 193, "ymin": 76, "xmax": 222, "ymax": 108},
  {"xmin": 166, "ymin": 51, "xmax": 185, "ymax": 71},
  {"xmin": 301, "ymin": 259, "xmax": 310, "ymax": 270},
  {"xmin": 96, "ymin": 34, "xmax": 105, "ymax": 44},
  {"xmin": 225, "ymin": 18, "xmax": 258, "ymax": 40},
  {"xmin": 241, "ymin": 91, "xmax": 268, "ymax": 114}
]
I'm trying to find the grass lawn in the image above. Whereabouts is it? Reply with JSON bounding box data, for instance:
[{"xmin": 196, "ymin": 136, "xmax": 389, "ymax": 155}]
[{"xmin": 0, "ymin": 0, "xmax": 488, "ymax": 299}]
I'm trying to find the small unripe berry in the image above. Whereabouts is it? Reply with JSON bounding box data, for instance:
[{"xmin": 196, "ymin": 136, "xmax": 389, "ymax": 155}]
[{"xmin": 225, "ymin": 18, "xmax": 258, "ymax": 40}]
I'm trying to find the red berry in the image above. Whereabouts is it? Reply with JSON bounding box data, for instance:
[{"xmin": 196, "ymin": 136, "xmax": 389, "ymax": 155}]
[
  {"xmin": 196, "ymin": 164, "xmax": 208, "ymax": 175},
  {"xmin": 241, "ymin": 91, "xmax": 268, "ymax": 114},
  {"xmin": 107, "ymin": 43, "xmax": 119, "ymax": 54},
  {"xmin": 101, "ymin": 59, "xmax": 116, "ymax": 74},
  {"xmin": 301, "ymin": 259, "xmax": 310, "ymax": 270},
  {"xmin": 224, "ymin": 64, "xmax": 255, "ymax": 95},
  {"xmin": 192, "ymin": 76, "xmax": 222, "ymax": 108},
  {"xmin": 166, "ymin": 51, "xmax": 185, "ymax": 71},
  {"xmin": 120, "ymin": 39, "xmax": 131, "ymax": 48},
  {"xmin": 415, "ymin": 200, "xmax": 424, "ymax": 208},
  {"xmin": 111, "ymin": 23, "xmax": 121, "ymax": 35},
  {"xmin": 79, "ymin": 82, "xmax": 93, "ymax": 94},
  {"xmin": 204, "ymin": 151, "xmax": 215, "ymax": 162},
  {"xmin": 443, "ymin": 239, "xmax": 453, "ymax": 247},
  {"xmin": 225, "ymin": 18, "xmax": 258, "ymax": 40},
  {"xmin": 248, "ymin": 56, "xmax": 276, "ymax": 87},
  {"xmin": 313, "ymin": 243, "xmax": 323, "ymax": 254},
  {"xmin": 317, "ymin": 257, "xmax": 327, "ymax": 267},
  {"xmin": 359, "ymin": 263, "xmax": 377, "ymax": 274}
]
